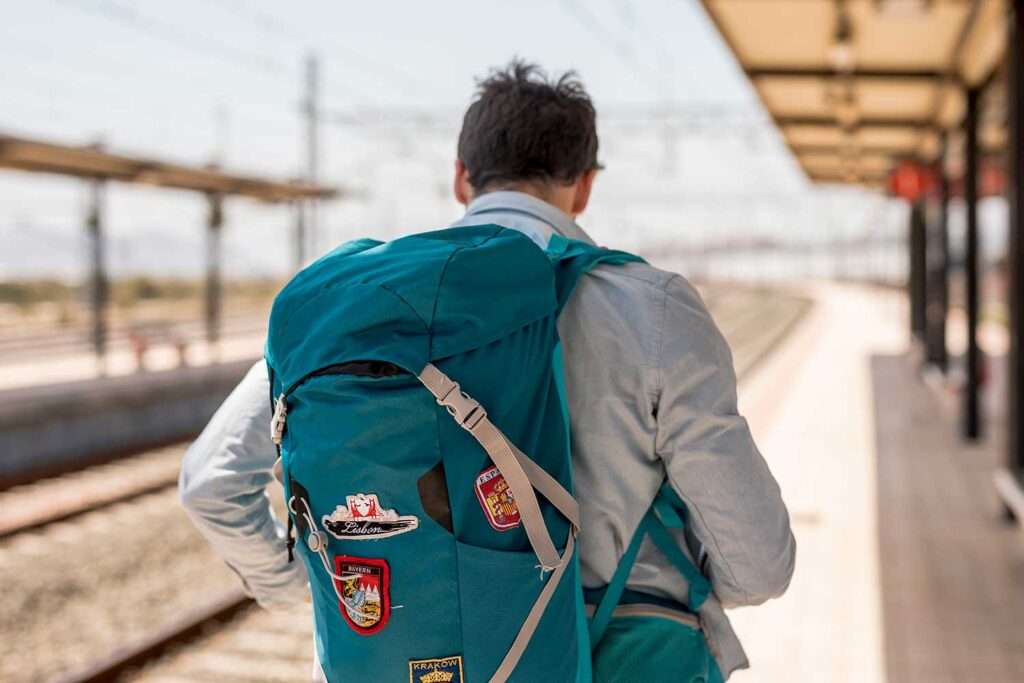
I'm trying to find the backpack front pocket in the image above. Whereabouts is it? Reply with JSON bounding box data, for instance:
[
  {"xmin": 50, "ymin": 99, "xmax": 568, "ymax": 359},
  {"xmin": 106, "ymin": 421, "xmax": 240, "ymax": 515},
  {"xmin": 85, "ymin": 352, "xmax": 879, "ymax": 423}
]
[{"xmin": 455, "ymin": 540, "xmax": 580, "ymax": 682}]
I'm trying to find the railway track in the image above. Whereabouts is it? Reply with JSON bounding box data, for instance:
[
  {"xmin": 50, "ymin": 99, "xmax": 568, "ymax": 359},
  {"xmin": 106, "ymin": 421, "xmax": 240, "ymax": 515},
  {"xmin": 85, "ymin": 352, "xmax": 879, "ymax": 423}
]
[
  {"xmin": 0, "ymin": 314, "xmax": 267, "ymax": 363},
  {"xmin": 2, "ymin": 285, "xmax": 811, "ymax": 683},
  {"xmin": 0, "ymin": 446, "xmax": 186, "ymax": 540}
]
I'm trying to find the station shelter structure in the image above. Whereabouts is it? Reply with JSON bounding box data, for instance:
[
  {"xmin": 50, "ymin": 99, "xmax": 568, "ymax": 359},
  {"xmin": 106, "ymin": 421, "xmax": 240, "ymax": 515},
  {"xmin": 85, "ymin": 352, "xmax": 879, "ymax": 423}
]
[{"xmin": 700, "ymin": 0, "xmax": 1024, "ymax": 518}]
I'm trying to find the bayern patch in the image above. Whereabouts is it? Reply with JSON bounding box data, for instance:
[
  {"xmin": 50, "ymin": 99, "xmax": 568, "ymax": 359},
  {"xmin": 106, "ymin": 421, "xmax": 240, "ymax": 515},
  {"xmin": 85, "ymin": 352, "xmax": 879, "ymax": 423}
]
[
  {"xmin": 322, "ymin": 492, "xmax": 419, "ymax": 540},
  {"xmin": 334, "ymin": 555, "xmax": 390, "ymax": 635},
  {"xmin": 409, "ymin": 655, "xmax": 464, "ymax": 683},
  {"xmin": 474, "ymin": 464, "xmax": 521, "ymax": 531}
]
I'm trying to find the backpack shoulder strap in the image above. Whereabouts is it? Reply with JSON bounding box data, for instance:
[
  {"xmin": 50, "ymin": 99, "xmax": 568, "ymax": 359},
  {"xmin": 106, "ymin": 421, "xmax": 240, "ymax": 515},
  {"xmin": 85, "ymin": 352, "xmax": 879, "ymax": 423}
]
[
  {"xmin": 589, "ymin": 482, "xmax": 712, "ymax": 648},
  {"xmin": 546, "ymin": 234, "xmax": 644, "ymax": 314}
]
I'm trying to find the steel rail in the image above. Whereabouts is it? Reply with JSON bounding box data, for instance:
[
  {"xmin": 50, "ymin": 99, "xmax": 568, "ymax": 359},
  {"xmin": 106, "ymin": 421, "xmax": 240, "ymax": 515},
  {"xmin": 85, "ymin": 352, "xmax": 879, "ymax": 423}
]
[{"xmin": 49, "ymin": 589, "xmax": 253, "ymax": 683}]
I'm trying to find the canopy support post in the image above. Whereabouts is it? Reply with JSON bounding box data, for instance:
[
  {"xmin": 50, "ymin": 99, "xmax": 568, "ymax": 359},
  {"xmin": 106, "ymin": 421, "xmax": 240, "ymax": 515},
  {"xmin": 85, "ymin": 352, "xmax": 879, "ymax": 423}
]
[
  {"xmin": 926, "ymin": 141, "xmax": 950, "ymax": 372},
  {"xmin": 87, "ymin": 178, "xmax": 108, "ymax": 376},
  {"xmin": 205, "ymin": 193, "xmax": 224, "ymax": 361},
  {"xmin": 909, "ymin": 199, "xmax": 927, "ymax": 343},
  {"xmin": 962, "ymin": 86, "xmax": 982, "ymax": 442},
  {"xmin": 999, "ymin": 0, "xmax": 1024, "ymax": 521}
]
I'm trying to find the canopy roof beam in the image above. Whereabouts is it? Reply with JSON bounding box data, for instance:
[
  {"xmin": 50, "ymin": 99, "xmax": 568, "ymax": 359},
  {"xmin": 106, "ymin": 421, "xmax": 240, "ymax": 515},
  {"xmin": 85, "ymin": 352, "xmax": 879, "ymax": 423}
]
[
  {"xmin": 0, "ymin": 133, "xmax": 338, "ymax": 203},
  {"xmin": 749, "ymin": 67, "xmax": 948, "ymax": 81},
  {"xmin": 775, "ymin": 116, "xmax": 934, "ymax": 129},
  {"xmin": 791, "ymin": 144, "xmax": 922, "ymax": 156}
]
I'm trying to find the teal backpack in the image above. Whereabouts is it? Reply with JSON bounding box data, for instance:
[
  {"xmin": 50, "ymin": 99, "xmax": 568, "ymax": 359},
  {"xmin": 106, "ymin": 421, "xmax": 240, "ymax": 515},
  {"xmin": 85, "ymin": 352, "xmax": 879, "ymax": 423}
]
[{"xmin": 265, "ymin": 225, "xmax": 717, "ymax": 682}]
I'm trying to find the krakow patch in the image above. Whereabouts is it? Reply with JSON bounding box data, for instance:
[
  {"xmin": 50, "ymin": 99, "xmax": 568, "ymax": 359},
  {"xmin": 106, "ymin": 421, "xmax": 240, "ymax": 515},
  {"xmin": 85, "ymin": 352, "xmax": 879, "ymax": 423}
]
[
  {"xmin": 474, "ymin": 465, "xmax": 521, "ymax": 531},
  {"xmin": 408, "ymin": 655, "xmax": 464, "ymax": 683},
  {"xmin": 334, "ymin": 555, "xmax": 390, "ymax": 635},
  {"xmin": 322, "ymin": 493, "xmax": 419, "ymax": 540}
]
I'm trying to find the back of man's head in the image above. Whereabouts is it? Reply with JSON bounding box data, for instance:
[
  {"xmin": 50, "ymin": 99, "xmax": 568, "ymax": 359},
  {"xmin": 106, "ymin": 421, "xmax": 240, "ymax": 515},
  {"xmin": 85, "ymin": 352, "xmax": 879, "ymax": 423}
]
[{"xmin": 457, "ymin": 60, "xmax": 600, "ymax": 195}]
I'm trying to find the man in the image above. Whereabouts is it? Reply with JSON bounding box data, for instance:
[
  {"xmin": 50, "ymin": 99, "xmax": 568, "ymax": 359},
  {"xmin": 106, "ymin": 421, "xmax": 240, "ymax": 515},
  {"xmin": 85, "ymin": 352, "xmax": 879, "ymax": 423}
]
[{"xmin": 180, "ymin": 60, "xmax": 795, "ymax": 680}]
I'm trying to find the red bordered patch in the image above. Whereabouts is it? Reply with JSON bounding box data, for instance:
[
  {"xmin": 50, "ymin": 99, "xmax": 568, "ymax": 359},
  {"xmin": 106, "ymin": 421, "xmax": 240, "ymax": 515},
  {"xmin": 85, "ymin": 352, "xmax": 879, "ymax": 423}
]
[
  {"xmin": 334, "ymin": 555, "xmax": 390, "ymax": 635},
  {"xmin": 474, "ymin": 464, "xmax": 521, "ymax": 531}
]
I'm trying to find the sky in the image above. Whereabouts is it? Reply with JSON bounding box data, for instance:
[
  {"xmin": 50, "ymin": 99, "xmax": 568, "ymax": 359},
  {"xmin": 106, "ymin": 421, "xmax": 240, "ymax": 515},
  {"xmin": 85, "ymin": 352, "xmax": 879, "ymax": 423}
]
[{"xmin": 0, "ymin": 0, "xmax": 912, "ymax": 280}]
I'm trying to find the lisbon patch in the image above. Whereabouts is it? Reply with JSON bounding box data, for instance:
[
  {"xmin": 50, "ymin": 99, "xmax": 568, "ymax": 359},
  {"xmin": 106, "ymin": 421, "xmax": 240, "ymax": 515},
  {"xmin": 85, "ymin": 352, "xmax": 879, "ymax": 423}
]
[
  {"xmin": 474, "ymin": 464, "xmax": 521, "ymax": 531},
  {"xmin": 334, "ymin": 555, "xmax": 390, "ymax": 635},
  {"xmin": 322, "ymin": 493, "xmax": 419, "ymax": 540},
  {"xmin": 408, "ymin": 655, "xmax": 464, "ymax": 683}
]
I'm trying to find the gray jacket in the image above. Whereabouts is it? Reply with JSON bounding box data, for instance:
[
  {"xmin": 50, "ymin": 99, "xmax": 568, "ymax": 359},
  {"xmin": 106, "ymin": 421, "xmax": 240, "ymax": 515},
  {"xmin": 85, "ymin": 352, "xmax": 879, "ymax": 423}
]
[{"xmin": 179, "ymin": 191, "xmax": 795, "ymax": 679}]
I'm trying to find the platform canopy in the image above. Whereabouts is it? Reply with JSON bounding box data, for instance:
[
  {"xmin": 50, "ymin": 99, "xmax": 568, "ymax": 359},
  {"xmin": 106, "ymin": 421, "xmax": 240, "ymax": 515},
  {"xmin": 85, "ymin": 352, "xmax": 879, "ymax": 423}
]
[
  {"xmin": 0, "ymin": 133, "xmax": 336, "ymax": 202},
  {"xmin": 700, "ymin": 0, "xmax": 1008, "ymax": 188}
]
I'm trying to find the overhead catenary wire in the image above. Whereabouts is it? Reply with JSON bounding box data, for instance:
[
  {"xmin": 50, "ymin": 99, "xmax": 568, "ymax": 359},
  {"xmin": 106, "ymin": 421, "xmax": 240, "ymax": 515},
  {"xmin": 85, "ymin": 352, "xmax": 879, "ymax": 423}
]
[
  {"xmin": 52, "ymin": 0, "xmax": 294, "ymax": 80},
  {"xmin": 0, "ymin": 29, "xmax": 301, "ymax": 134},
  {"xmin": 558, "ymin": 0, "xmax": 666, "ymax": 96},
  {"xmin": 205, "ymin": 0, "xmax": 431, "ymax": 99}
]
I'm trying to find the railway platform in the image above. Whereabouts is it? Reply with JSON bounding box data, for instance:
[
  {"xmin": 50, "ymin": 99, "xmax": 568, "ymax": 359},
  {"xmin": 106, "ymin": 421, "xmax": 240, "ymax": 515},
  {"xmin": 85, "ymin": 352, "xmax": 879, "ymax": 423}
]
[{"xmin": 726, "ymin": 284, "xmax": 1024, "ymax": 682}]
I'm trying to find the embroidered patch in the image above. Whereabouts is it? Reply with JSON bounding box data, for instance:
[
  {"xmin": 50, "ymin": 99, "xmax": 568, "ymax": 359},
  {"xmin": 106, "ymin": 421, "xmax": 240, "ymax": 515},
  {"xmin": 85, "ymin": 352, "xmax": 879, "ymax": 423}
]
[
  {"xmin": 474, "ymin": 465, "xmax": 521, "ymax": 531},
  {"xmin": 408, "ymin": 655, "xmax": 464, "ymax": 683},
  {"xmin": 334, "ymin": 555, "xmax": 390, "ymax": 635},
  {"xmin": 322, "ymin": 493, "xmax": 419, "ymax": 540}
]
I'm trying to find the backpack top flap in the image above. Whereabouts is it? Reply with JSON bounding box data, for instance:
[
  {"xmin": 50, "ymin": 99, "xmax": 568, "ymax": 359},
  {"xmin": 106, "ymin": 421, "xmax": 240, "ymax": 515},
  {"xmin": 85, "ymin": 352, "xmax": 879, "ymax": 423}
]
[{"xmin": 266, "ymin": 224, "xmax": 557, "ymax": 393}]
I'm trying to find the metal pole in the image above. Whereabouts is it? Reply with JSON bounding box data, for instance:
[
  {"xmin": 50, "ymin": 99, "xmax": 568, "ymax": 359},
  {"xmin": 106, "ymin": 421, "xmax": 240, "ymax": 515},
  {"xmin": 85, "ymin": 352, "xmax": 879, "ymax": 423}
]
[
  {"xmin": 909, "ymin": 200, "xmax": 927, "ymax": 341},
  {"xmin": 87, "ymin": 179, "xmax": 108, "ymax": 376},
  {"xmin": 1007, "ymin": 0, "xmax": 1024, "ymax": 481},
  {"xmin": 205, "ymin": 193, "xmax": 223, "ymax": 353},
  {"xmin": 963, "ymin": 86, "xmax": 982, "ymax": 441},
  {"xmin": 305, "ymin": 53, "xmax": 320, "ymax": 258},
  {"xmin": 926, "ymin": 142, "xmax": 950, "ymax": 371},
  {"xmin": 907, "ymin": 207, "xmax": 914, "ymax": 334}
]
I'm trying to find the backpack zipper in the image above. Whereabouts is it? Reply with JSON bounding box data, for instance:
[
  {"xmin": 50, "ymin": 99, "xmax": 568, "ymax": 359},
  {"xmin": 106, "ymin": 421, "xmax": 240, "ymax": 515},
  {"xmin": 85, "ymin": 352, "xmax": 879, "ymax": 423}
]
[{"xmin": 270, "ymin": 361, "xmax": 410, "ymax": 445}]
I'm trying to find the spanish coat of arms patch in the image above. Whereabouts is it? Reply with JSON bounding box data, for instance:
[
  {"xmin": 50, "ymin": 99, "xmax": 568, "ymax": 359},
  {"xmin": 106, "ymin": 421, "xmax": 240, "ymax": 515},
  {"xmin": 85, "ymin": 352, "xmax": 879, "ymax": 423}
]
[{"xmin": 474, "ymin": 464, "xmax": 521, "ymax": 531}]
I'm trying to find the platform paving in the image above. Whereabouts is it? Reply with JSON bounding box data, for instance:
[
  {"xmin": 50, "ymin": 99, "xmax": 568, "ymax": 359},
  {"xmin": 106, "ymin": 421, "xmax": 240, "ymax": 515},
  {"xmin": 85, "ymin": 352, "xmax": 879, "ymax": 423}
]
[
  {"xmin": 731, "ymin": 283, "xmax": 1024, "ymax": 682},
  {"xmin": 871, "ymin": 360, "xmax": 1024, "ymax": 682},
  {"xmin": 728, "ymin": 284, "xmax": 900, "ymax": 682}
]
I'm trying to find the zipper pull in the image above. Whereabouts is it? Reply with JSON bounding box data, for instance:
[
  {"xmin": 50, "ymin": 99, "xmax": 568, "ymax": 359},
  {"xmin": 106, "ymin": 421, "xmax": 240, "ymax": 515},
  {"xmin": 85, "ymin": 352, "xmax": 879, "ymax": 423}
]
[
  {"xmin": 271, "ymin": 394, "xmax": 288, "ymax": 445},
  {"xmin": 286, "ymin": 515, "xmax": 295, "ymax": 563}
]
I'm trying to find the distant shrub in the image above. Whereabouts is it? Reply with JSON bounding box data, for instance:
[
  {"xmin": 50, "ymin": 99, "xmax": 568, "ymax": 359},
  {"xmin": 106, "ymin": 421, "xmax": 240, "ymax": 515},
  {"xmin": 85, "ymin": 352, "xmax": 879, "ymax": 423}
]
[
  {"xmin": 0, "ymin": 280, "xmax": 72, "ymax": 308},
  {"xmin": 0, "ymin": 277, "xmax": 282, "ymax": 311}
]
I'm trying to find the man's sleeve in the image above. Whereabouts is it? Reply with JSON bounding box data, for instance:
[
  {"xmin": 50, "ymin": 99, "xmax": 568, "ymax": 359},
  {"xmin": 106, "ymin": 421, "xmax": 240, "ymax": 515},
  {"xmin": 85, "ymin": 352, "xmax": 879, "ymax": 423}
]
[
  {"xmin": 178, "ymin": 360, "xmax": 309, "ymax": 609},
  {"xmin": 653, "ymin": 276, "xmax": 796, "ymax": 608}
]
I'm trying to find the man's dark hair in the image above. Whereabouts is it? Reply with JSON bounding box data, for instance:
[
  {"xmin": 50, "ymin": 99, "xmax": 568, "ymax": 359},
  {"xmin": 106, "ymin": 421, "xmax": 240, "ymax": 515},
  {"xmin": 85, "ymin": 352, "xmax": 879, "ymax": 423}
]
[{"xmin": 457, "ymin": 59, "xmax": 600, "ymax": 192}]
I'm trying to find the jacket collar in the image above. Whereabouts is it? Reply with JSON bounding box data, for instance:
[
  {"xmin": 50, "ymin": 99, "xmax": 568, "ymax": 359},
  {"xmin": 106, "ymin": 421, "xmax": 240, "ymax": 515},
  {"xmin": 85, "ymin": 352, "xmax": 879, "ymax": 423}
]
[{"xmin": 460, "ymin": 191, "xmax": 597, "ymax": 247}]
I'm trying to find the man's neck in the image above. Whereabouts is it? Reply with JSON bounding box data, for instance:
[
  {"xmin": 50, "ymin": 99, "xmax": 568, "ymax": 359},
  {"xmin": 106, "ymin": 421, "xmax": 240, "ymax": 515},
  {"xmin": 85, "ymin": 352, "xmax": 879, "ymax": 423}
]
[
  {"xmin": 459, "ymin": 190, "xmax": 596, "ymax": 248},
  {"xmin": 472, "ymin": 182, "xmax": 576, "ymax": 217}
]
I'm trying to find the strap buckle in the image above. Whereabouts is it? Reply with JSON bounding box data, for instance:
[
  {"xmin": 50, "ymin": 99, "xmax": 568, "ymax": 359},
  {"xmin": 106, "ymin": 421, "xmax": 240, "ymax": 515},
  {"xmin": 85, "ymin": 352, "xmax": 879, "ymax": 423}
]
[
  {"xmin": 436, "ymin": 381, "xmax": 488, "ymax": 430},
  {"xmin": 271, "ymin": 394, "xmax": 288, "ymax": 445}
]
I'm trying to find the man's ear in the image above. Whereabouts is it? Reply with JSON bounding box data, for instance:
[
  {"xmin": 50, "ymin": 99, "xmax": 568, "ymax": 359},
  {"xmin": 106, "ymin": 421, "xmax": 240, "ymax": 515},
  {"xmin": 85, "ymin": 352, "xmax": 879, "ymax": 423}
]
[
  {"xmin": 570, "ymin": 169, "xmax": 598, "ymax": 216},
  {"xmin": 453, "ymin": 159, "xmax": 473, "ymax": 206}
]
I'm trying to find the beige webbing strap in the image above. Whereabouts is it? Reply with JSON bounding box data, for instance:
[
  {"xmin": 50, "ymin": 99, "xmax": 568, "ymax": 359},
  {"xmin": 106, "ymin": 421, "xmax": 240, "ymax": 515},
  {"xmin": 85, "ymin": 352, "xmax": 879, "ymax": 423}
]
[
  {"xmin": 418, "ymin": 363, "xmax": 561, "ymax": 569},
  {"xmin": 510, "ymin": 442, "xmax": 579, "ymax": 528},
  {"xmin": 489, "ymin": 531, "xmax": 575, "ymax": 683},
  {"xmin": 417, "ymin": 363, "xmax": 581, "ymax": 683}
]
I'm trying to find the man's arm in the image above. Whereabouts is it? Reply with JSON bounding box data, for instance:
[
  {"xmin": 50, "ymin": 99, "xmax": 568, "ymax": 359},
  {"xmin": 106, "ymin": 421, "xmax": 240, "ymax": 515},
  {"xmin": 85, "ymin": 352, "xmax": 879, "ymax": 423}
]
[
  {"xmin": 653, "ymin": 276, "xmax": 796, "ymax": 608},
  {"xmin": 178, "ymin": 360, "xmax": 308, "ymax": 609}
]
